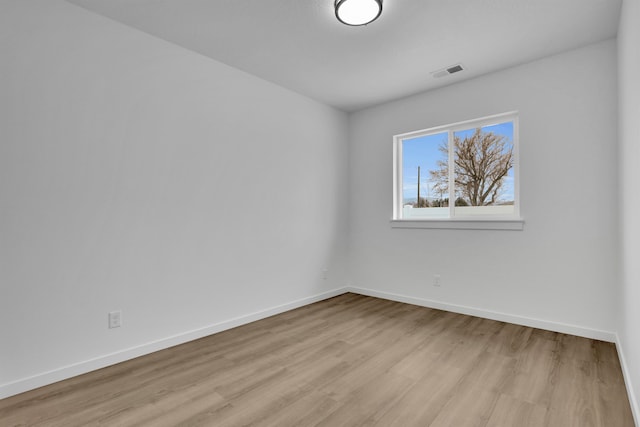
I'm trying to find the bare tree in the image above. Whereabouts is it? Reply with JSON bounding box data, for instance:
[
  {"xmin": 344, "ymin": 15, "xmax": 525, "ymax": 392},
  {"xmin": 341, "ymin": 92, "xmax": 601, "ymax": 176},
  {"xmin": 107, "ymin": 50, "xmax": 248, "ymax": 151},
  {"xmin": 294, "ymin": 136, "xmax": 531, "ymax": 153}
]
[{"xmin": 430, "ymin": 129, "xmax": 513, "ymax": 206}]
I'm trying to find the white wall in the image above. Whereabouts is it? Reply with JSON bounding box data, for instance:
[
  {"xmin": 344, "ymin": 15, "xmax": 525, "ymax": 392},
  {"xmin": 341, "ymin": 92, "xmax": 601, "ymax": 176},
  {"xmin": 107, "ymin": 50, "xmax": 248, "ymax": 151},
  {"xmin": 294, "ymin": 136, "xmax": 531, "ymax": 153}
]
[
  {"xmin": 0, "ymin": 0, "xmax": 349, "ymax": 397},
  {"xmin": 618, "ymin": 0, "xmax": 640, "ymax": 421},
  {"xmin": 348, "ymin": 40, "xmax": 619, "ymax": 339}
]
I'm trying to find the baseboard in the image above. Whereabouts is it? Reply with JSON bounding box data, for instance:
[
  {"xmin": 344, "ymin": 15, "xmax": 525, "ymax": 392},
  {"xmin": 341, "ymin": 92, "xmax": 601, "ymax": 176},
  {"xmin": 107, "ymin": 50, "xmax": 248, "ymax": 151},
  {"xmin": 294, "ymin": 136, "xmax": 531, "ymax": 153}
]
[
  {"xmin": 615, "ymin": 334, "xmax": 640, "ymax": 426},
  {"xmin": 0, "ymin": 287, "xmax": 349, "ymax": 400},
  {"xmin": 346, "ymin": 286, "xmax": 617, "ymax": 342}
]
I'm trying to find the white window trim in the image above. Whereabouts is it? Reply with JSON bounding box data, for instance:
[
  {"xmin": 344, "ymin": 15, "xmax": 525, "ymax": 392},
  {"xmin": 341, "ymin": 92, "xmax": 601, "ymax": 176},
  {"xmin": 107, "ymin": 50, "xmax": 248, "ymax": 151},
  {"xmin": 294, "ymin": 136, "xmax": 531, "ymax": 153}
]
[
  {"xmin": 390, "ymin": 218, "xmax": 524, "ymax": 230},
  {"xmin": 392, "ymin": 111, "xmax": 523, "ymax": 230}
]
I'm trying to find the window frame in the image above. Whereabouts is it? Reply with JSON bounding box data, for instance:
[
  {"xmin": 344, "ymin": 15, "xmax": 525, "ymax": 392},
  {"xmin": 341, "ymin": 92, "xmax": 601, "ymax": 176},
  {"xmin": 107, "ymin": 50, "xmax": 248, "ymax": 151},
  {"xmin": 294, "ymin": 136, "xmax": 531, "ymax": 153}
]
[{"xmin": 392, "ymin": 111, "xmax": 523, "ymax": 230}]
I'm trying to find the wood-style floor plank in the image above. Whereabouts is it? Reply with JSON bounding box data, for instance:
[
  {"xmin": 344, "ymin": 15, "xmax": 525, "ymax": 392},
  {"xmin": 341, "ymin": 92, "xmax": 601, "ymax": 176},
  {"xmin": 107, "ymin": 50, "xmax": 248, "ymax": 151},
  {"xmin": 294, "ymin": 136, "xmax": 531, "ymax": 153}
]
[{"xmin": 0, "ymin": 293, "xmax": 634, "ymax": 426}]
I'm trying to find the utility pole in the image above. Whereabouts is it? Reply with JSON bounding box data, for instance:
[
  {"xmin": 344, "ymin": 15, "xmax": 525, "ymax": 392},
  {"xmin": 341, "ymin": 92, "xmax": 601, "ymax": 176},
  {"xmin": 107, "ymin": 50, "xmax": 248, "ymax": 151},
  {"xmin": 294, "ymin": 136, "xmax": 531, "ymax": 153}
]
[{"xmin": 417, "ymin": 166, "xmax": 421, "ymax": 207}]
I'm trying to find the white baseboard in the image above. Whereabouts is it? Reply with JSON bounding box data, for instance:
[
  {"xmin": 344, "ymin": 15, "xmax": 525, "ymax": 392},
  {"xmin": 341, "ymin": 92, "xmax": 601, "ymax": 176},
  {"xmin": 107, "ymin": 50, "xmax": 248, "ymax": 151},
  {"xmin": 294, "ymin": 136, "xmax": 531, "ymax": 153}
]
[
  {"xmin": 615, "ymin": 334, "xmax": 640, "ymax": 426},
  {"xmin": 346, "ymin": 286, "xmax": 617, "ymax": 342},
  {"xmin": 0, "ymin": 287, "xmax": 348, "ymax": 400}
]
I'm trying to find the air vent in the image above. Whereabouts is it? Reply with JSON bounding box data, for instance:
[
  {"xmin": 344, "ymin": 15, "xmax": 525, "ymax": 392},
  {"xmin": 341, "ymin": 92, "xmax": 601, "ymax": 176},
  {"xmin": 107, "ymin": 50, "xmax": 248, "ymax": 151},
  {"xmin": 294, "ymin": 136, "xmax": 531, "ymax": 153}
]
[{"xmin": 431, "ymin": 63, "xmax": 465, "ymax": 79}]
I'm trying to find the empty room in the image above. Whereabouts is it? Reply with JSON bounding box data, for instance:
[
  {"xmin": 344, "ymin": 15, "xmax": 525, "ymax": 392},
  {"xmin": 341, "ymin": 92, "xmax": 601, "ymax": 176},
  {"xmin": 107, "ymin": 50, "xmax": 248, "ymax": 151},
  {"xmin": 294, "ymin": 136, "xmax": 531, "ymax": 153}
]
[{"xmin": 1, "ymin": 0, "xmax": 639, "ymax": 425}]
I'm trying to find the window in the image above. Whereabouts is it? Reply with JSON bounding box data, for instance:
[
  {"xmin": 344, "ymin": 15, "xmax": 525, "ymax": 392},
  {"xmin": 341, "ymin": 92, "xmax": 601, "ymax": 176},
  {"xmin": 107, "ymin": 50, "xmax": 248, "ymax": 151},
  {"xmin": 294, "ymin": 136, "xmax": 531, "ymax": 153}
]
[{"xmin": 392, "ymin": 112, "xmax": 522, "ymax": 230}]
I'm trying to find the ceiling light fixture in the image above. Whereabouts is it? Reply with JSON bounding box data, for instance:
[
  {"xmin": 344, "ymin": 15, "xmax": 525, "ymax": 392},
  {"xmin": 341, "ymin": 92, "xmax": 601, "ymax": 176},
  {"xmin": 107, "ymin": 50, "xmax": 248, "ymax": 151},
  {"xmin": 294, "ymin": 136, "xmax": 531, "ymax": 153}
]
[{"xmin": 335, "ymin": 0, "xmax": 382, "ymax": 26}]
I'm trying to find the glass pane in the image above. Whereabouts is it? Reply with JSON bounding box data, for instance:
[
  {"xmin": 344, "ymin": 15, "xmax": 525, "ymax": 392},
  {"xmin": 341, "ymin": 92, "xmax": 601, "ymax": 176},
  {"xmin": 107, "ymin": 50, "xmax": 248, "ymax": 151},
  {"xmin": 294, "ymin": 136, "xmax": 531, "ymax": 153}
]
[
  {"xmin": 452, "ymin": 121, "xmax": 514, "ymax": 216},
  {"xmin": 401, "ymin": 132, "xmax": 449, "ymax": 219}
]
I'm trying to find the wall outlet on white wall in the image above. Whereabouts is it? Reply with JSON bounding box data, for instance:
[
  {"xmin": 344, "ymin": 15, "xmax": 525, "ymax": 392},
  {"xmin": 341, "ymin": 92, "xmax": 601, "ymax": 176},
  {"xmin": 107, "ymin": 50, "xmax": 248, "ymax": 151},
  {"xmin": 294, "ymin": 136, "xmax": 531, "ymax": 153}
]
[
  {"xmin": 322, "ymin": 269, "xmax": 328, "ymax": 280},
  {"xmin": 433, "ymin": 274, "xmax": 441, "ymax": 287},
  {"xmin": 108, "ymin": 311, "xmax": 122, "ymax": 329}
]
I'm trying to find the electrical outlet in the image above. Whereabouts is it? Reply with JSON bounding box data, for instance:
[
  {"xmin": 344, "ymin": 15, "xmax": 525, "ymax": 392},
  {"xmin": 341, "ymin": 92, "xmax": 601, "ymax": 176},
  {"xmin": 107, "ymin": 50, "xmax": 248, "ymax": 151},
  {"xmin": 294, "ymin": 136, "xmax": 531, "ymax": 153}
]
[
  {"xmin": 322, "ymin": 269, "xmax": 328, "ymax": 280},
  {"xmin": 433, "ymin": 274, "xmax": 441, "ymax": 287},
  {"xmin": 108, "ymin": 311, "xmax": 122, "ymax": 329}
]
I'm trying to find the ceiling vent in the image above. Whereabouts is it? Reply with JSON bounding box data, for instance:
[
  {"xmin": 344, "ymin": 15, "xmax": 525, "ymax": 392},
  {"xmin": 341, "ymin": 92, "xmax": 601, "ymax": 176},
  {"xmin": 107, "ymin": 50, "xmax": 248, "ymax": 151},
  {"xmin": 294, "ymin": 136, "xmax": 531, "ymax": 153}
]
[{"xmin": 431, "ymin": 64, "xmax": 465, "ymax": 79}]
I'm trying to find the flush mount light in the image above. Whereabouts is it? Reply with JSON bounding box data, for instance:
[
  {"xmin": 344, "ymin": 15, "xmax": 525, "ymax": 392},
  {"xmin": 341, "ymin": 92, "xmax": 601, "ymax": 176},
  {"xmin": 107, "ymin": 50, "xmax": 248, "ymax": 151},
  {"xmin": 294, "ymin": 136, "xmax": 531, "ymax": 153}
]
[{"xmin": 335, "ymin": 0, "xmax": 382, "ymax": 26}]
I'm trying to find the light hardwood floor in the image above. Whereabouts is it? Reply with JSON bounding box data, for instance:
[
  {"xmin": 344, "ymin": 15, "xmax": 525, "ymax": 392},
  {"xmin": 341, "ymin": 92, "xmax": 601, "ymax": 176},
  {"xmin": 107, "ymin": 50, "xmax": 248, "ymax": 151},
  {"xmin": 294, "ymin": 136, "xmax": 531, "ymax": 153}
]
[{"xmin": 0, "ymin": 293, "xmax": 635, "ymax": 426}]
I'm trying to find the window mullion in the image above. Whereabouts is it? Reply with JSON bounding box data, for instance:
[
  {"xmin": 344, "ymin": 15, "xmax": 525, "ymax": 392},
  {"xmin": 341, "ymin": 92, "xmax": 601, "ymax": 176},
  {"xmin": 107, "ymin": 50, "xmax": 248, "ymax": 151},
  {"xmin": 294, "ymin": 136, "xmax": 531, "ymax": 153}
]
[{"xmin": 448, "ymin": 130, "xmax": 455, "ymax": 218}]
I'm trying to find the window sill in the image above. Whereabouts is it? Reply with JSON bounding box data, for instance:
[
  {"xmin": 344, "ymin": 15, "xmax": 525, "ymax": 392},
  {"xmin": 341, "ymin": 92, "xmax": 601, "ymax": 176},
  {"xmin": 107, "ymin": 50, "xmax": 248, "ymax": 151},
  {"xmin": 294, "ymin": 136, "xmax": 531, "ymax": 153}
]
[{"xmin": 390, "ymin": 218, "xmax": 524, "ymax": 230}]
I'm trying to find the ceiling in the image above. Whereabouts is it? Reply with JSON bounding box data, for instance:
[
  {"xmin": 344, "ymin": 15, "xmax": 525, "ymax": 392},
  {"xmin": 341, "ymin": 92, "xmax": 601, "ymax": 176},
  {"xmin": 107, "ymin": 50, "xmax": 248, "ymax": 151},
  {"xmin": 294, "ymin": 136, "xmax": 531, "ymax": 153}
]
[{"xmin": 68, "ymin": 0, "xmax": 621, "ymax": 112}]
